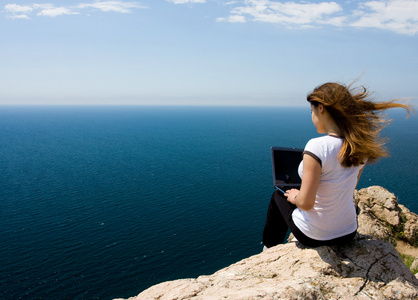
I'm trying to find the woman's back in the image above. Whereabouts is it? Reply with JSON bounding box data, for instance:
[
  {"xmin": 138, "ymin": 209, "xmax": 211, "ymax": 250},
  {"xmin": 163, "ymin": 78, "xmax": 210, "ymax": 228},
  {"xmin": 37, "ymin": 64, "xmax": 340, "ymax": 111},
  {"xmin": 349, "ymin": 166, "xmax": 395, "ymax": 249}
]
[{"xmin": 292, "ymin": 135, "xmax": 362, "ymax": 240}]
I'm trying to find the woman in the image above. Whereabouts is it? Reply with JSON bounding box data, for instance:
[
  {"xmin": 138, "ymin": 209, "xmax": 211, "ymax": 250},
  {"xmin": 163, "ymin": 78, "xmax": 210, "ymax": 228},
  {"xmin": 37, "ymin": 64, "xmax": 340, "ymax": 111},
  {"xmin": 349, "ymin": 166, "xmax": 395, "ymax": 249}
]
[{"xmin": 263, "ymin": 82, "xmax": 411, "ymax": 248}]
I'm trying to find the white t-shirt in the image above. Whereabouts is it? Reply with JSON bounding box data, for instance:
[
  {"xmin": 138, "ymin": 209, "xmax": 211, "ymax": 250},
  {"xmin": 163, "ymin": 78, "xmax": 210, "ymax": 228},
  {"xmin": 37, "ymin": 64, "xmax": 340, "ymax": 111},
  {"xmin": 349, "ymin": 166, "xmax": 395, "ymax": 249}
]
[{"xmin": 292, "ymin": 135, "xmax": 362, "ymax": 240}]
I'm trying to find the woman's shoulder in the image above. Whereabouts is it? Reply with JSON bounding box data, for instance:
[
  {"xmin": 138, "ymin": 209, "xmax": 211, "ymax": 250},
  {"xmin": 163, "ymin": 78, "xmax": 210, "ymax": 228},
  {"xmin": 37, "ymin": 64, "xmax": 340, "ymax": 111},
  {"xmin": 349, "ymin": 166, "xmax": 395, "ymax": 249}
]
[
  {"xmin": 306, "ymin": 135, "xmax": 332, "ymax": 146},
  {"xmin": 305, "ymin": 135, "xmax": 343, "ymax": 155},
  {"xmin": 305, "ymin": 136, "xmax": 326, "ymax": 153},
  {"xmin": 307, "ymin": 135, "xmax": 343, "ymax": 145}
]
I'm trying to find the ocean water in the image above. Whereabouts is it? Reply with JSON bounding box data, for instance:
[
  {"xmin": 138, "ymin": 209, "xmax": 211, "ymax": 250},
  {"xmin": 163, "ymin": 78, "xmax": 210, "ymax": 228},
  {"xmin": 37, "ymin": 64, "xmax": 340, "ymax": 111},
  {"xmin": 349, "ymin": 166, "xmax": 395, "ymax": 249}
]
[{"xmin": 0, "ymin": 106, "xmax": 416, "ymax": 300}]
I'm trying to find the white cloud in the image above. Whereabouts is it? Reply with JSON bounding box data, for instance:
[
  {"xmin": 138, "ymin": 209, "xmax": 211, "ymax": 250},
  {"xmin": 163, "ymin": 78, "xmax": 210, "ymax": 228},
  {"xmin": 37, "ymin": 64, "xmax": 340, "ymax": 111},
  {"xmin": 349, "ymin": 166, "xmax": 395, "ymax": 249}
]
[
  {"xmin": 220, "ymin": 0, "xmax": 343, "ymax": 26},
  {"xmin": 167, "ymin": 0, "xmax": 206, "ymax": 3},
  {"xmin": 217, "ymin": 0, "xmax": 418, "ymax": 35},
  {"xmin": 216, "ymin": 15, "xmax": 246, "ymax": 22},
  {"xmin": 5, "ymin": 4, "xmax": 33, "ymax": 13},
  {"xmin": 351, "ymin": 0, "xmax": 418, "ymax": 35},
  {"xmin": 78, "ymin": 1, "xmax": 146, "ymax": 13},
  {"xmin": 3, "ymin": 1, "xmax": 146, "ymax": 18},
  {"xmin": 7, "ymin": 14, "xmax": 31, "ymax": 19},
  {"xmin": 4, "ymin": 3, "xmax": 33, "ymax": 18},
  {"xmin": 37, "ymin": 7, "xmax": 79, "ymax": 17}
]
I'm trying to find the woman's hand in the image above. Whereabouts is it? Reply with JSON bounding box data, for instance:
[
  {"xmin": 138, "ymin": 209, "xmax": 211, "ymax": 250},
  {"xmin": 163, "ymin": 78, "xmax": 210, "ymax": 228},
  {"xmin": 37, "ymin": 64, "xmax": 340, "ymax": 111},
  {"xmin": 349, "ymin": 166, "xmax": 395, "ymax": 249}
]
[{"xmin": 284, "ymin": 189, "xmax": 300, "ymax": 205}]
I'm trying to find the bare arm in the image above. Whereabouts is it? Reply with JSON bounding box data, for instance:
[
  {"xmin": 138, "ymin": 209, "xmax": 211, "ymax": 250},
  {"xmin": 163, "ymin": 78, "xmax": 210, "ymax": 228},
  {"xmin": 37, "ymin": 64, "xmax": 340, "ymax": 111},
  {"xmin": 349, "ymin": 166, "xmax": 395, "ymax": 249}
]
[{"xmin": 285, "ymin": 154, "xmax": 321, "ymax": 211}]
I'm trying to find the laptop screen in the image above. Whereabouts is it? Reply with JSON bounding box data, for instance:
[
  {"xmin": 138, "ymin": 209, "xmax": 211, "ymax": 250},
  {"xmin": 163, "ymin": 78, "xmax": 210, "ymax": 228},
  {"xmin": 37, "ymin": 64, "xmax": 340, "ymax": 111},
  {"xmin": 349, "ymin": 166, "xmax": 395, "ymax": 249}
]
[{"xmin": 271, "ymin": 147, "xmax": 303, "ymax": 188}]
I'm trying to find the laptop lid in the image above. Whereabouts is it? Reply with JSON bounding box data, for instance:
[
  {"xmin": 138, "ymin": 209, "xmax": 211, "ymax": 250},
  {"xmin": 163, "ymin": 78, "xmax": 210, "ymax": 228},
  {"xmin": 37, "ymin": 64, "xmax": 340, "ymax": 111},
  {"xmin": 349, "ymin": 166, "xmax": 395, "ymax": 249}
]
[{"xmin": 271, "ymin": 146, "xmax": 303, "ymax": 192}]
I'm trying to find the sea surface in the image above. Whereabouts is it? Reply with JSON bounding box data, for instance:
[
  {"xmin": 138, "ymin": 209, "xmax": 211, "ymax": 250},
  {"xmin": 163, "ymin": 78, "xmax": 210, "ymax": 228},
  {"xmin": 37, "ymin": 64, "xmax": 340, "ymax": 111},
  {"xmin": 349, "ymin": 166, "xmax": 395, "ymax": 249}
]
[{"xmin": 0, "ymin": 106, "xmax": 416, "ymax": 300}]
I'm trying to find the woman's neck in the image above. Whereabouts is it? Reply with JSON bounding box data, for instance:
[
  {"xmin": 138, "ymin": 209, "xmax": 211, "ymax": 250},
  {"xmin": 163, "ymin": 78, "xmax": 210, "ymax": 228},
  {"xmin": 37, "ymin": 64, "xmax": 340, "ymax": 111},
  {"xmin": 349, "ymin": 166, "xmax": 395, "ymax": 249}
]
[
  {"xmin": 327, "ymin": 132, "xmax": 343, "ymax": 138},
  {"xmin": 324, "ymin": 118, "xmax": 343, "ymax": 138}
]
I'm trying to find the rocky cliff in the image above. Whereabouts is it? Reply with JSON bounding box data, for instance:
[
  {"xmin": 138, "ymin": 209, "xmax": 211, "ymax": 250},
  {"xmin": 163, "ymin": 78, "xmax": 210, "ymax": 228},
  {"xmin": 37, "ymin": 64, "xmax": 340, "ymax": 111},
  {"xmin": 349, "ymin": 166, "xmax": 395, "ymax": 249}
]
[{"xmin": 116, "ymin": 186, "xmax": 418, "ymax": 299}]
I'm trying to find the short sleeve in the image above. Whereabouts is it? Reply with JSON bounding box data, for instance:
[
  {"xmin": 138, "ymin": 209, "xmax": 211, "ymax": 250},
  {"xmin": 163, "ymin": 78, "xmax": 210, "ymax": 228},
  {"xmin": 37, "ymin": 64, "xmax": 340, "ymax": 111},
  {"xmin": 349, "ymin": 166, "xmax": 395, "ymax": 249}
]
[{"xmin": 304, "ymin": 138, "xmax": 323, "ymax": 167}]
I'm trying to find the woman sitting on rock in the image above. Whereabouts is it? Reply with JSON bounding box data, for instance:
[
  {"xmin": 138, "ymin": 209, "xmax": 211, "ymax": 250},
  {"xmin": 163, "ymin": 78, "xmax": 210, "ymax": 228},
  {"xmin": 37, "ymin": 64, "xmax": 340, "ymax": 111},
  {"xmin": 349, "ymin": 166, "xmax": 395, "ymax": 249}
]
[{"xmin": 263, "ymin": 82, "xmax": 411, "ymax": 248}]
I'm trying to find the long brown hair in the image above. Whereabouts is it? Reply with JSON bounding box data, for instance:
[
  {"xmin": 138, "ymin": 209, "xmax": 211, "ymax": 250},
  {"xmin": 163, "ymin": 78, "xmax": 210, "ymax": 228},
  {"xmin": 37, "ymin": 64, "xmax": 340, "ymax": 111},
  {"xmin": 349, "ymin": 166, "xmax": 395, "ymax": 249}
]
[{"xmin": 307, "ymin": 82, "xmax": 411, "ymax": 167}]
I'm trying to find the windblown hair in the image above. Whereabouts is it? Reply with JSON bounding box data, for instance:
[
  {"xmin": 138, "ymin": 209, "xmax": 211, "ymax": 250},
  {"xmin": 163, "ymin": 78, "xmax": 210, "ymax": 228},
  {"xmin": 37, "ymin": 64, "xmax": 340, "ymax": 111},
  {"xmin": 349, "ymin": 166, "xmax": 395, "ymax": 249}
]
[{"xmin": 307, "ymin": 82, "xmax": 411, "ymax": 167}]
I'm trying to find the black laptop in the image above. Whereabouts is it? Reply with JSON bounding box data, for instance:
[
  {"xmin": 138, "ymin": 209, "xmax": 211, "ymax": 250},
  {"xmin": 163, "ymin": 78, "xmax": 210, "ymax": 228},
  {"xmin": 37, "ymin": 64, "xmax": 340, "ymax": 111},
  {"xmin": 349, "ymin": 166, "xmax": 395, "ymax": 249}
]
[{"xmin": 271, "ymin": 146, "xmax": 303, "ymax": 194}]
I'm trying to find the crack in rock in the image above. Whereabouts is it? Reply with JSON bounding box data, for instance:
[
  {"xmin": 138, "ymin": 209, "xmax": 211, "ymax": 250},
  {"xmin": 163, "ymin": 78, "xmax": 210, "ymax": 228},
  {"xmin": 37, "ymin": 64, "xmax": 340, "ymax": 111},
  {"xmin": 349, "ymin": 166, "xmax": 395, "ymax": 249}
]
[{"xmin": 354, "ymin": 252, "xmax": 392, "ymax": 296}]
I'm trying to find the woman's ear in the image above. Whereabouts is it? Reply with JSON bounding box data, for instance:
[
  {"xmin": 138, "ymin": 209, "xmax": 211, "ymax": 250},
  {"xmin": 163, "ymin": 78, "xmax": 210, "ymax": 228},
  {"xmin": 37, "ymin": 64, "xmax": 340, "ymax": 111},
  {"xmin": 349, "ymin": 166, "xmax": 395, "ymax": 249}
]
[{"xmin": 318, "ymin": 104, "xmax": 324, "ymax": 113}]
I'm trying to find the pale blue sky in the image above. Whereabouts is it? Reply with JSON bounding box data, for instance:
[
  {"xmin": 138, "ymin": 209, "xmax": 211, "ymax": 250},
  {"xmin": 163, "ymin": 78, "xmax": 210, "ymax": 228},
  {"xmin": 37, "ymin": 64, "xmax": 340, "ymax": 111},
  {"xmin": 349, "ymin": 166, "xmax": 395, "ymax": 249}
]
[{"xmin": 1, "ymin": 0, "xmax": 418, "ymax": 106}]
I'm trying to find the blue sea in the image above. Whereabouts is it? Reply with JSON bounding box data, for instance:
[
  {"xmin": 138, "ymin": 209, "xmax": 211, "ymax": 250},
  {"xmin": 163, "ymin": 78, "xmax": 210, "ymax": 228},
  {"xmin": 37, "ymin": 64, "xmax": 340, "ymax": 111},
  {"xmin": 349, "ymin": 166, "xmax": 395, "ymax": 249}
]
[{"xmin": 1, "ymin": 106, "xmax": 417, "ymax": 300}]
